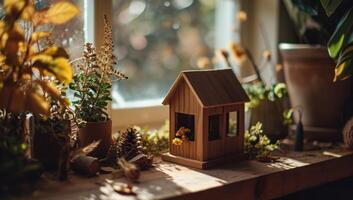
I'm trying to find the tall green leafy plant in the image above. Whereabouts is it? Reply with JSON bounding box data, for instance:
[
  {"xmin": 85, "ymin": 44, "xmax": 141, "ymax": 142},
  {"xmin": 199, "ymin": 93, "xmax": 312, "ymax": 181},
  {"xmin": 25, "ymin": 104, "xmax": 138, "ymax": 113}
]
[
  {"xmin": 322, "ymin": 0, "xmax": 353, "ymax": 81},
  {"xmin": 285, "ymin": 0, "xmax": 353, "ymax": 81},
  {"xmin": 70, "ymin": 16, "xmax": 127, "ymax": 123}
]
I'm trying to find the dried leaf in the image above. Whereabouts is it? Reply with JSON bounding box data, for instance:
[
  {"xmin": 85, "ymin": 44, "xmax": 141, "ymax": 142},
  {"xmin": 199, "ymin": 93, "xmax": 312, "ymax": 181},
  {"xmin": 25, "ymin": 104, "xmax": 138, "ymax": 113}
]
[
  {"xmin": 46, "ymin": 2, "xmax": 79, "ymax": 25},
  {"xmin": 71, "ymin": 140, "xmax": 101, "ymax": 161},
  {"xmin": 82, "ymin": 140, "xmax": 100, "ymax": 154},
  {"xmin": 113, "ymin": 184, "xmax": 136, "ymax": 196},
  {"xmin": 100, "ymin": 166, "xmax": 115, "ymax": 174}
]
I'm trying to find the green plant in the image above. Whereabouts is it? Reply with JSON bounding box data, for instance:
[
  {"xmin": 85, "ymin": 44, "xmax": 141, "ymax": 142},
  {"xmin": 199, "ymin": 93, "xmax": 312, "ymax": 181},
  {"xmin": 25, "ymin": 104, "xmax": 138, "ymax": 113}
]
[
  {"xmin": 135, "ymin": 121, "xmax": 169, "ymax": 155},
  {"xmin": 242, "ymin": 82, "xmax": 288, "ymax": 111},
  {"xmin": 284, "ymin": 0, "xmax": 353, "ymax": 81},
  {"xmin": 70, "ymin": 16, "xmax": 127, "ymax": 123},
  {"xmin": 0, "ymin": 110, "xmax": 42, "ymax": 194},
  {"xmin": 244, "ymin": 122, "xmax": 280, "ymax": 159}
]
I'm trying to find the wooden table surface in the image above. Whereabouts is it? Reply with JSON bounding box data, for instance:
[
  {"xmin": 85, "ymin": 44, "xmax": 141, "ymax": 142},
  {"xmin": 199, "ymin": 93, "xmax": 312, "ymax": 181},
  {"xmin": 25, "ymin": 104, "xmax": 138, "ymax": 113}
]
[{"xmin": 19, "ymin": 147, "xmax": 353, "ymax": 200}]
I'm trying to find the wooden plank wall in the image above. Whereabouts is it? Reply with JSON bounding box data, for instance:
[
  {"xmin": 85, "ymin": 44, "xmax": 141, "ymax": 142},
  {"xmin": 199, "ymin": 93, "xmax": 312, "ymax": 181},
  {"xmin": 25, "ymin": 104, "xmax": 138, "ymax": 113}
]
[
  {"xmin": 169, "ymin": 79, "xmax": 201, "ymax": 160},
  {"xmin": 204, "ymin": 104, "xmax": 245, "ymax": 160},
  {"xmin": 203, "ymin": 107, "xmax": 224, "ymax": 160}
]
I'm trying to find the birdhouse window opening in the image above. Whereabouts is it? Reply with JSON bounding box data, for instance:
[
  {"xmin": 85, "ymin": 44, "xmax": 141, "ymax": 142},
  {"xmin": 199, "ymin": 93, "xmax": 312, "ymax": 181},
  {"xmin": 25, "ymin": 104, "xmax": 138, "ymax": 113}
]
[
  {"xmin": 175, "ymin": 112, "xmax": 195, "ymax": 141},
  {"xmin": 208, "ymin": 114, "xmax": 221, "ymax": 141},
  {"xmin": 227, "ymin": 111, "xmax": 238, "ymax": 137}
]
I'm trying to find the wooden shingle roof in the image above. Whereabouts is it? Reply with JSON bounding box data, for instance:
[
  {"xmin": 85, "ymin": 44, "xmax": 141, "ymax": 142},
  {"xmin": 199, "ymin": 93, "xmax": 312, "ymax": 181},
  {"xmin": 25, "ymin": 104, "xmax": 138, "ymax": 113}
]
[{"xmin": 162, "ymin": 69, "xmax": 249, "ymax": 107}]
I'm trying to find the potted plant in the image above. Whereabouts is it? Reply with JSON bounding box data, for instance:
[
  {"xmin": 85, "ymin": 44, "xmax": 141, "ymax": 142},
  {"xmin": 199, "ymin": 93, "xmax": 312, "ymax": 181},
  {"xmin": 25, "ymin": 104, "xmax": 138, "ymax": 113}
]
[
  {"xmin": 70, "ymin": 16, "xmax": 127, "ymax": 158},
  {"xmin": 280, "ymin": 0, "xmax": 353, "ymax": 141},
  {"xmin": 0, "ymin": 0, "xmax": 79, "ymax": 189}
]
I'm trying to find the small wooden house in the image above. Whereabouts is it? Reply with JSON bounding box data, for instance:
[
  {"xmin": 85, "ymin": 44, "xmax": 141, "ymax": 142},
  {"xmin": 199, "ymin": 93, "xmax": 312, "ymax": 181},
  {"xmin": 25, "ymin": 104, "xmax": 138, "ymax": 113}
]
[{"xmin": 162, "ymin": 69, "xmax": 250, "ymax": 169}]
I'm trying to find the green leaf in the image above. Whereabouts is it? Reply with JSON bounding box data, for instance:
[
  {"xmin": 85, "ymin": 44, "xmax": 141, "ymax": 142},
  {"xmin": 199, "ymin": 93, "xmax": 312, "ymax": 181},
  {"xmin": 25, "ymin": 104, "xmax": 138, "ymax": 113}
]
[
  {"xmin": 328, "ymin": 8, "xmax": 353, "ymax": 59},
  {"xmin": 320, "ymin": 0, "xmax": 343, "ymax": 16}
]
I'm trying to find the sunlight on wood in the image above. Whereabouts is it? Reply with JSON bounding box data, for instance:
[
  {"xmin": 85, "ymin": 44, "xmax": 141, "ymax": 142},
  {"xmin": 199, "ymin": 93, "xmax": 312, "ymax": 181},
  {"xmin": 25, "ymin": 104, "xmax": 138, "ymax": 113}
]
[
  {"xmin": 323, "ymin": 151, "xmax": 343, "ymax": 158},
  {"xmin": 268, "ymin": 157, "xmax": 309, "ymax": 170}
]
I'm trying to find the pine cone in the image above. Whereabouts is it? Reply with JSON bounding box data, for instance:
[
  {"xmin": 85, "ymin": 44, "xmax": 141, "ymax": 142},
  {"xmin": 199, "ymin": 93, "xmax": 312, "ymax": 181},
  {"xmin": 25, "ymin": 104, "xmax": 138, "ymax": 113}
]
[
  {"xmin": 116, "ymin": 128, "xmax": 143, "ymax": 161},
  {"xmin": 102, "ymin": 141, "xmax": 118, "ymax": 166}
]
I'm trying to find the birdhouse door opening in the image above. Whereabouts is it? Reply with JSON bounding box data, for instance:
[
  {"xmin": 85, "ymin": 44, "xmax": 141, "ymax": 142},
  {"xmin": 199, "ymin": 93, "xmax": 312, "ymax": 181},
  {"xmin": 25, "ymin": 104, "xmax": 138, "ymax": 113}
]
[
  {"xmin": 208, "ymin": 115, "xmax": 221, "ymax": 141},
  {"xmin": 227, "ymin": 111, "xmax": 239, "ymax": 137},
  {"xmin": 175, "ymin": 112, "xmax": 195, "ymax": 141}
]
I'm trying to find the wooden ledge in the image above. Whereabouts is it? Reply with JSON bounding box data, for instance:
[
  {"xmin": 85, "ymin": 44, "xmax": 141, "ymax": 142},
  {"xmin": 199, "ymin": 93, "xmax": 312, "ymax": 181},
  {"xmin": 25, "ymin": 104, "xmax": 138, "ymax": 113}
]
[{"xmin": 18, "ymin": 148, "xmax": 353, "ymax": 200}]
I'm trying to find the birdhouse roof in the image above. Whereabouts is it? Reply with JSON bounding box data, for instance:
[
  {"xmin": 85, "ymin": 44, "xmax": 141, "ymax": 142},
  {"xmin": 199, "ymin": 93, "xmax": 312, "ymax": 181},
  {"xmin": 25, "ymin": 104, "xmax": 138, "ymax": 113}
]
[{"xmin": 162, "ymin": 69, "xmax": 249, "ymax": 107}]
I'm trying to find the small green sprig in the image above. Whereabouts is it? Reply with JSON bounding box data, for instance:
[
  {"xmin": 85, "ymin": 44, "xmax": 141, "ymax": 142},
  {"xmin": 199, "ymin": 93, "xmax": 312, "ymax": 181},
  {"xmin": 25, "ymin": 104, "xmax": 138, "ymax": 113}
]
[
  {"xmin": 245, "ymin": 122, "xmax": 280, "ymax": 159},
  {"xmin": 134, "ymin": 121, "xmax": 169, "ymax": 155}
]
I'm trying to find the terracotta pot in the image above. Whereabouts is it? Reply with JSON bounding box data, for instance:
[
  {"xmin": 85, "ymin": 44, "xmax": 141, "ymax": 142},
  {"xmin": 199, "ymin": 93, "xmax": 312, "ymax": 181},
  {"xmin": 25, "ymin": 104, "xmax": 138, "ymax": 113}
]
[
  {"xmin": 250, "ymin": 99, "xmax": 287, "ymax": 141},
  {"xmin": 279, "ymin": 44, "xmax": 353, "ymax": 141},
  {"xmin": 78, "ymin": 119, "xmax": 112, "ymax": 158}
]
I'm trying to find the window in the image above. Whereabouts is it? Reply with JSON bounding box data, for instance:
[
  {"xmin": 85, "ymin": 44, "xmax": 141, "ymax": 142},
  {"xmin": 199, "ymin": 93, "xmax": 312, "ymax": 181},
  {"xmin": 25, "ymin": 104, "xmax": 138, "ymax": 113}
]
[
  {"xmin": 36, "ymin": 0, "xmax": 85, "ymax": 59},
  {"xmin": 176, "ymin": 113, "xmax": 195, "ymax": 141},
  {"xmin": 208, "ymin": 114, "xmax": 220, "ymax": 140},
  {"xmin": 227, "ymin": 111, "xmax": 238, "ymax": 137},
  {"xmin": 111, "ymin": 0, "xmax": 216, "ymax": 108}
]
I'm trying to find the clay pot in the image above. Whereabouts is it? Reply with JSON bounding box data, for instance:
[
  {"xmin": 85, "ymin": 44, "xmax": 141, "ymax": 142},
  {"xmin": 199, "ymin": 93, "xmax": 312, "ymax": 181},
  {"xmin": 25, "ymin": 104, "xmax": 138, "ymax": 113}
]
[
  {"xmin": 279, "ymin": 44, "xmax": 353, "ymax": 141},
  {"xmin": 78, "ymin": 119, "xmax": 112, "ymax": 158},
  {"xmin": 250, "ymin": 99, "xmax": 287, "ymax": 141}
]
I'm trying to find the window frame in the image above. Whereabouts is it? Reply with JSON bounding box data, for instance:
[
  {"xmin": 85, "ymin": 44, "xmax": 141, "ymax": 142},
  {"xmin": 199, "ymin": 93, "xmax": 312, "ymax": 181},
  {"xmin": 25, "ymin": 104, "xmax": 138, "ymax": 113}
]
[
  {"xmin": 87, "ymin": 0, "xmax": 240, "ymax": 131},
  {"xmin": 226, "ymin": 111, "xmax": 239, "ymax": 137}
]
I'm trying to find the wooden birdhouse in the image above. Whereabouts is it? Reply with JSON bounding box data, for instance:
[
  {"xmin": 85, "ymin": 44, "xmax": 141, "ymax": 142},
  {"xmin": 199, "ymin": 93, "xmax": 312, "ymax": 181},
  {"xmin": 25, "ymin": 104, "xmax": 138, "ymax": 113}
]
[{"xmin": 162, "ymin": 69, "xmax": 249, "ymax": 169}]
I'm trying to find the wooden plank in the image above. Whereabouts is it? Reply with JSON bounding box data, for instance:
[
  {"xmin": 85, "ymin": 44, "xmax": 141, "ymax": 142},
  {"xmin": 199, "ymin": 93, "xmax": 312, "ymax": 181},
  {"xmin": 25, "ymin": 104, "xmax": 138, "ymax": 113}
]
[
  {"xmin": 21, "ymin": 149, "xmax": 353, "ymax": 200},
  {"xmin": 196, "ymin": 105, "xmax": 203, "ymax": 160}
]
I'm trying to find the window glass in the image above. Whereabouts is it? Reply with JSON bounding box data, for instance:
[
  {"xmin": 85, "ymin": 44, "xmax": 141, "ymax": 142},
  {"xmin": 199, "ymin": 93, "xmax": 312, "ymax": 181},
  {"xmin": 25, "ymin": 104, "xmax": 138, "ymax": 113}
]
[
  {"xmin": 36, "ymin": 0, "xmax": 85, "ymax": 60},
  {"xmin": 227, "ymin": 111, "xmax": 238, "ymax": 137},
  {"xmin": 208, "ymin": 114, "xmax": 220, "ymax": 141},
  {"xmin": 0, "ymin": 0, "xmax": 84, "ymax": 60},
  {"xmin": 112, "ymin": 0, "xmax": 216, "ymax": 107}
]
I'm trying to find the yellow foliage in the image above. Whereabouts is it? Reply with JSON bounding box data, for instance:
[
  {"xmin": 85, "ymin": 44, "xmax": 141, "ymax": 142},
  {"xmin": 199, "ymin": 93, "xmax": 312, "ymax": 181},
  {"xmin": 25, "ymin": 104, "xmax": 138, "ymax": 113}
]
[
  {"xmin": 27, "ymin": 92, "xmax": 50, "ymax": 116},
  {"xmin": 46, "ymin": 2, "xmax": 79, "ymax": 25},
  {"xmin": 0, "ymin": 0, "xmax": 78, "ymax": 116},
  {"xmin": 4, "ymin": 0, "xmax": 26, "ymax": 14},
  {"xmin": 31, "ymin": 31, "xmax": 50, "ymax": 43},
  {"xmin": 51, "ymin": 58, "xmax": 73, "ymax": 84}
]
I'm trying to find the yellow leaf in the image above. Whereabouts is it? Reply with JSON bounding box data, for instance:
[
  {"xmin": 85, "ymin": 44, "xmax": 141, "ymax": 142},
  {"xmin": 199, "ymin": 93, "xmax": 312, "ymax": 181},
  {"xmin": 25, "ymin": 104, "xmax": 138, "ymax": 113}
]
[
  {"xmin": 42, "ymin": 46, "xmax": 69, "ymax": 58},
  {"xmin": 4, "ymin": 0, "xmax": 25, "ymax": 14},
  {"xmin": 35, "ymin": 80, "xmax": 61, "ymax": 100},
  {"xmin": 26, "ymin": 92, "xmax": 50, "ymax": 116},
  {"xmin": 51, "ymin": 58, "xmax": 73, "ymax": 84},
  {"xmin": 46, "ymin": 2, "xmax": 79, "ymax": 25},
  {"xmin": 31, "ymin": 31, "xmax": 50, "ymax": 43},
  {"xmin": 31, "ymin": 55, "xmax": 72, "ymax": 84},
  {"xmin": 334, "ymin": 60, "xmax": 353, "ymax": 81},
  {"xmin": 0, "ymin": 21, "xmax": 5, "ymax": 36},
  {"xmin": 21, "ymin": 4, "xmax": 35, "ymax": 20}
]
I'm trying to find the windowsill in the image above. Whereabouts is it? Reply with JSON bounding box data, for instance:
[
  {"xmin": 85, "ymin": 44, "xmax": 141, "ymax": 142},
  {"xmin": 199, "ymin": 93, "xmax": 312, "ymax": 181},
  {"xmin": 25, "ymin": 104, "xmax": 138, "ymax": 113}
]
[
  {"xmin": 112, "ymin": 98, "xmax": 164, "ymax": 109},
  {"xmin": 111, "ymin": 103, "xmax": 168, "ymax": 132}
]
